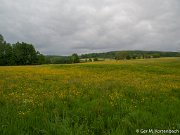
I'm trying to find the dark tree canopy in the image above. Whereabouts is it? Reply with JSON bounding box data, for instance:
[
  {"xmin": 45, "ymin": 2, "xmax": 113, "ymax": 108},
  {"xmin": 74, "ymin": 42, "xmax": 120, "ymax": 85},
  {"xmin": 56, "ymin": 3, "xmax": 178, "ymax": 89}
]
[
  {"xmin": 0, "ymin": 34, "xmax": 4, "ymax": 44},
  {"xmin": 0, "ymin": 43, "xmax": 13, "ymax": 65},
  {"xmin": 0, "ymin": 34, "xmax": 45, "ymax": 66},
  {"xmin": 71, "ymin": 53, "xmax": 80, "ymax": 63},
  {"xmin": 12, "ymin": 42, "xmax": 38, "ymax": 65}
]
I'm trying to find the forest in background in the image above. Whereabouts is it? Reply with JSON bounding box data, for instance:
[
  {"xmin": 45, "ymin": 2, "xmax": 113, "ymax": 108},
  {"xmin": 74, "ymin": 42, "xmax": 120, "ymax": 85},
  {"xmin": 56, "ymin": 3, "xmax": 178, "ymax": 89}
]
[{"xmin": 0, "ymin": 34, "xmax": 179, "ymax": 65}]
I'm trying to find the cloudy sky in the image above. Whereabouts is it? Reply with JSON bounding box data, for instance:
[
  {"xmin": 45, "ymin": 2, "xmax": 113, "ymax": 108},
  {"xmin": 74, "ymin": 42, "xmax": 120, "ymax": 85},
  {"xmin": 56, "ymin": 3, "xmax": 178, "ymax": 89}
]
[{"xmin": 0, "ymin": 0, "xmax": 180, "ymax": 55}]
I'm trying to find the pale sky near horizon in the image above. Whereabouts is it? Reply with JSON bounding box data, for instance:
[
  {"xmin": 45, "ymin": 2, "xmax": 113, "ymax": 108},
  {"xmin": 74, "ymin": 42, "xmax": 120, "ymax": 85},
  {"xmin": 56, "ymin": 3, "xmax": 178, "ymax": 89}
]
[{"xmin": 0, "ymin": 0, "xmax": 180, "ymax": 55}]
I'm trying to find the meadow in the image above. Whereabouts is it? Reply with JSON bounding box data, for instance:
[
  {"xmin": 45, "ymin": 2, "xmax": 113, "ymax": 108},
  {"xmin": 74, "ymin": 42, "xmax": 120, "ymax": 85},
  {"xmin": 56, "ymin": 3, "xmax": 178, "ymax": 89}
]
[{"xmin": 0, "ymin": 58, "xmax": 180, "ymax": 135}]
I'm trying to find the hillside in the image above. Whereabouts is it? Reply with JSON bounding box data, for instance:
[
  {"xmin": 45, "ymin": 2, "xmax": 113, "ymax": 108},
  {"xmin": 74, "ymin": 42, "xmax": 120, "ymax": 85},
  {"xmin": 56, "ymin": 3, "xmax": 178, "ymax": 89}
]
[
  {"xmin": 80, "ymin": 50, "xmax": 180, "ymax": 59},
  {"xmin": 45, "ymin": 50, "xmax": 180, "ymax": 64}
]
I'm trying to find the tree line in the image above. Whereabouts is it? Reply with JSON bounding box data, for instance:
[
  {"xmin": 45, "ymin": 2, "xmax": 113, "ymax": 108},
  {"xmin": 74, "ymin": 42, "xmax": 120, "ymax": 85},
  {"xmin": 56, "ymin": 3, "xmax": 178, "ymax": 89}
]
[
  {"xmin": 45, "ymin": 54, "xmax": 80, "ymax": 64},
  {"xmin": 80, "ymin": 50, "xmax": 180, "ymax": 60},
  {"xmin": 1, "ymin": 34, "xmax": 179, "ymax": 65},
  {"xmin": 0, "ymin": 34, "xmax": 46, "ymax": 66},
  {"xmin": 0, "ymin": 34, "xmax": 80, "ymax": 66}
]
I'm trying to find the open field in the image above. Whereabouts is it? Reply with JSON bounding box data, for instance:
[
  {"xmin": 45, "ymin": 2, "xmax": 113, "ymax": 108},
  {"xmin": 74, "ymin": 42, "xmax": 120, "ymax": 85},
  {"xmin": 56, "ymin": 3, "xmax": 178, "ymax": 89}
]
[{"xmin": 0, "ymin": 58, "xmax": 180, "ymax": 135}]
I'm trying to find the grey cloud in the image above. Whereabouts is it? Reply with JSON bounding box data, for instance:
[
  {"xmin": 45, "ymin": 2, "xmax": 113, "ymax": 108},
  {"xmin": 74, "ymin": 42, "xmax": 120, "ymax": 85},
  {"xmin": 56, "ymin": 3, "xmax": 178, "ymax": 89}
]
[{"xmin": 0, "ymin": 0, "xmax": 180, "ymax": 55}]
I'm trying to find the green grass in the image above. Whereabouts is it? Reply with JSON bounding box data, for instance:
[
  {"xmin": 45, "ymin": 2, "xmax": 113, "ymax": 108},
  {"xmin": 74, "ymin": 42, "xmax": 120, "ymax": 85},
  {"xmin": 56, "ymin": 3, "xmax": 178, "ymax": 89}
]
[{"xmin": 0, "ymin": 58, "xmax": 180, "ymax": 135}]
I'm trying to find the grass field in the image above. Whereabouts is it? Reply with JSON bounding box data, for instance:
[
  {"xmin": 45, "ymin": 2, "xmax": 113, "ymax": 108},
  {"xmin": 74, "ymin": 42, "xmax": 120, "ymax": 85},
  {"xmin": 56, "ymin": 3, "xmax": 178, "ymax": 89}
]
[{"xmin": 0, "ymin": 58, "xmax": 180, "ymax": 135}]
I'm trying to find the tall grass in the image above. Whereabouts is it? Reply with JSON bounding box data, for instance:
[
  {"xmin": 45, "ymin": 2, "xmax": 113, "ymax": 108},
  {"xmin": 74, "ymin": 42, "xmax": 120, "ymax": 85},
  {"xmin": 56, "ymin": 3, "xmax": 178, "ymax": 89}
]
[{"xmin": 0, "ymin": 58, "xmax": 180, "ymax": 135}]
